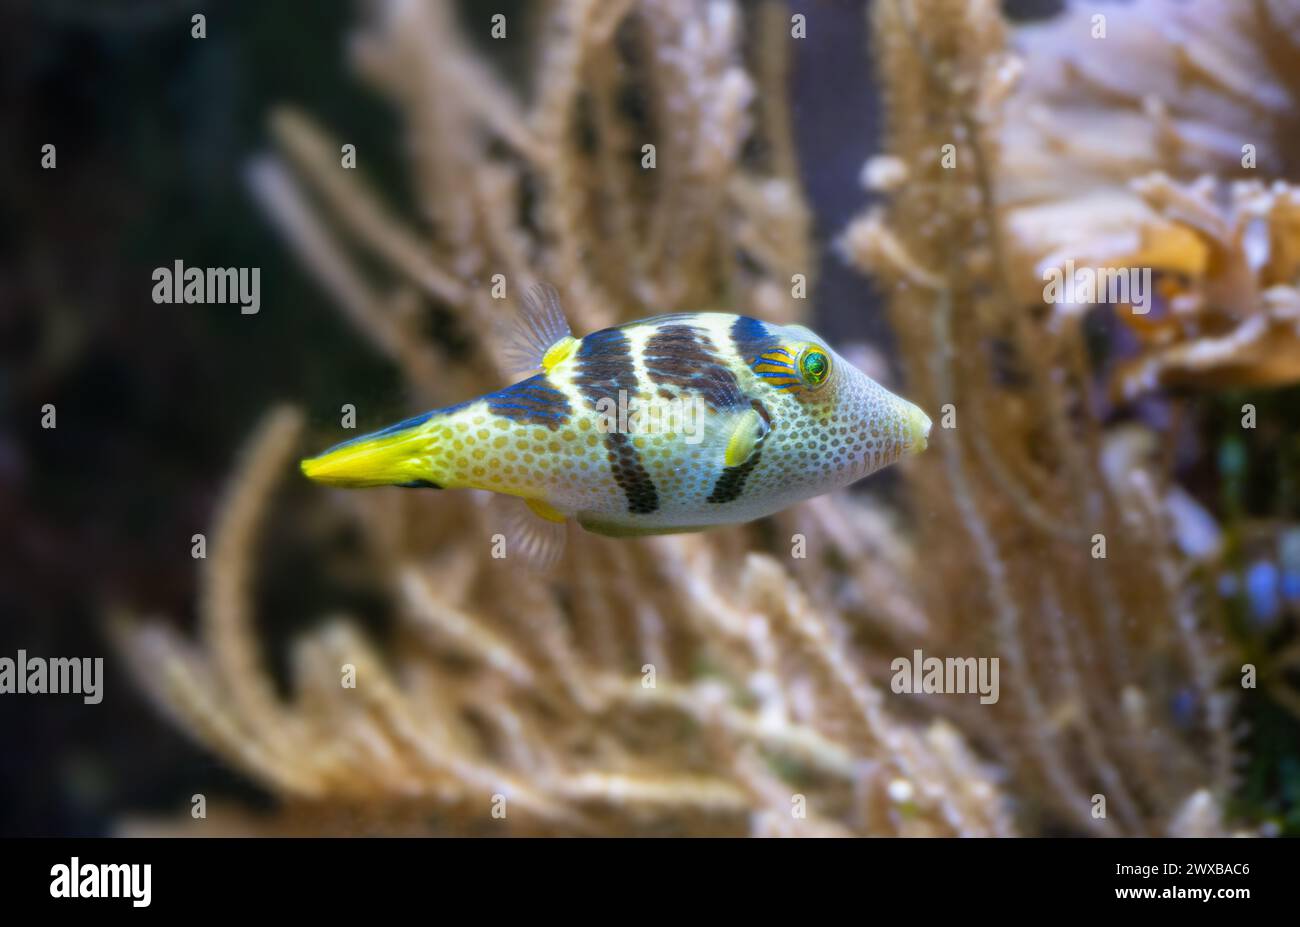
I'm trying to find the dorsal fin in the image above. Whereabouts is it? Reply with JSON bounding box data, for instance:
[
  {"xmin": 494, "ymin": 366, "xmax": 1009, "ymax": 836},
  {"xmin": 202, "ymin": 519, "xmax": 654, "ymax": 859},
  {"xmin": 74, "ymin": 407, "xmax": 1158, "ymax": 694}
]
[{"xmin": 500, "ymin": 283, "xmax": 575, "ymax": 376}]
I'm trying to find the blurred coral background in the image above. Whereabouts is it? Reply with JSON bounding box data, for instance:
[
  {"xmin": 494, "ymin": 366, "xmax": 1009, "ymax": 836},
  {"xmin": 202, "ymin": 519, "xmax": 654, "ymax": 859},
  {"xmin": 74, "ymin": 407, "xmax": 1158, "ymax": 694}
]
[{"xmin": 3, "ymin": 0, "xmax": 1300, "ymax": 836}]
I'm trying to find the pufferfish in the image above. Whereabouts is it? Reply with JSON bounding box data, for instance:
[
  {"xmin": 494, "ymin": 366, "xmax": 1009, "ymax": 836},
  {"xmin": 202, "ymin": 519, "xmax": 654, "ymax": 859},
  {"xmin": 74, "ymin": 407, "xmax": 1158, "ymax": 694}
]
[{"xmin": 301, "ymin": 286, "xmax": 931, "ymax": 565}]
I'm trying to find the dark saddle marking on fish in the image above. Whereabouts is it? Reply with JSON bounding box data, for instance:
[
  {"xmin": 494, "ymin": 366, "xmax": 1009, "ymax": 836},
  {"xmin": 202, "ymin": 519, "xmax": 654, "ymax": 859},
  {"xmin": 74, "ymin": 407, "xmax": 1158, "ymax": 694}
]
[
  {"xmin": 574, "ymin": 327, "xmax": 660, "ymax": 515},
  {"xmin": 606, "ymin": 432, "xmax": 658, "ymax": 514},
  {"xmin": 730, "ymin": 315, "xmax": 780, "ymax": 367},
  {"xmin": 643, "ymin": 324, "xmax": 746, "ymax": 412},
  {"xmin": 707, "ymin": 399, "xmax": 772, "ymax": 504},
  {"xmin": 485, "ymin": 374, "xmax": 572, "ymax": 429}
]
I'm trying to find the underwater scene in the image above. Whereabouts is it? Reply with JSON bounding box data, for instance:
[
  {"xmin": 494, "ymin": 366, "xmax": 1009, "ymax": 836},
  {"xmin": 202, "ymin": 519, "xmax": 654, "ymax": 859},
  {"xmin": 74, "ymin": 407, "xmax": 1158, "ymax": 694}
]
[{"xmin": 4, "ymin": 0, "xmax": 1300, "ymax": 845}]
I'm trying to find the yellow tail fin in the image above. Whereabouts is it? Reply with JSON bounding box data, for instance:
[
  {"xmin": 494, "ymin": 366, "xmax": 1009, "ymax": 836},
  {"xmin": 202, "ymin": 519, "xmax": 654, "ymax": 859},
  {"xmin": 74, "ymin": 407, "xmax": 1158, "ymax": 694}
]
[{"xmin": 300, "ymin": 413, "xmax": 441, "ymax": 488}]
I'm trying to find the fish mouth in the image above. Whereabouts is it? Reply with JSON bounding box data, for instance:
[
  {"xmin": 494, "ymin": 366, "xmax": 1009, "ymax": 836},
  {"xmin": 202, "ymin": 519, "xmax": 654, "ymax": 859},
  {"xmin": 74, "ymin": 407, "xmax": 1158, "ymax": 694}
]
[{"xmin": 905, "ymin": 403, "xmax": 932, "ymax": 454}]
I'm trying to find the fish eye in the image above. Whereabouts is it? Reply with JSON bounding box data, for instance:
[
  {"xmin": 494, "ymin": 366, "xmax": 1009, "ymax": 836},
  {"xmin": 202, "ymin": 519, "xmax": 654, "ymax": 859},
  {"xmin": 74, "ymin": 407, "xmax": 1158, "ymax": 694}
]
[{"xmin": 798, "ymin": 347, "xmax": 831, "ymax": 388}]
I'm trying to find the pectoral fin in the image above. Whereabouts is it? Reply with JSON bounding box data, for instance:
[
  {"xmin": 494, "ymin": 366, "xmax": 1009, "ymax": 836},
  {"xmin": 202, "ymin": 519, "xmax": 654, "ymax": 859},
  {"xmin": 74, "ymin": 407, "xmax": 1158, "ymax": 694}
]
[{"xmin": 723, "ymin": 404, "xmax": 771, "ymax": 468}]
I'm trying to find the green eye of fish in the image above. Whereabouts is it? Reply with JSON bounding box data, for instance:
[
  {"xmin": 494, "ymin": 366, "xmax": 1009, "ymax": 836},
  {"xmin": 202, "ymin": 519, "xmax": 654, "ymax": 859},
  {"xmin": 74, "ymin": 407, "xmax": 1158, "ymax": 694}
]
[{"xmin": 799, "ymin": 348, "xmax": 830, "ymax": 387}]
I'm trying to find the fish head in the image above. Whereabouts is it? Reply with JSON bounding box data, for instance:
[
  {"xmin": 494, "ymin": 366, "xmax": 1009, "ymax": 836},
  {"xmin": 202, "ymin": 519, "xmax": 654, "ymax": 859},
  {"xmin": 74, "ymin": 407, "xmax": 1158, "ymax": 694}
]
[{"xmin": 752, "ymin": 322, "xmax": 931, "ymax": 488}]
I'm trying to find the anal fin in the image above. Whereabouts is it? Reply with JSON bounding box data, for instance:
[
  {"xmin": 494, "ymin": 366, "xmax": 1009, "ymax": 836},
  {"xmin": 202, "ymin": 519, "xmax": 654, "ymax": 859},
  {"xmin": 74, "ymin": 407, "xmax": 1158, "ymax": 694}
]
[
  {"xmin": 488, "ymin": 493, "xmax": 568, "ymax": 569},
  {"xmin": 526, "ymin": 497, "xmax": 567, "ymax": 523}
]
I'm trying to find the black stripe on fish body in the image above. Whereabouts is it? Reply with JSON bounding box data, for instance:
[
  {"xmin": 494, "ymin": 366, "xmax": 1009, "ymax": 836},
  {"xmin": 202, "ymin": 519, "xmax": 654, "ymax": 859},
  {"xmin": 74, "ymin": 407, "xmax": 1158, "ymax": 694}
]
[
  {"xmin": 573, "ymin": 328, "xmax": 639, "ymax": 401},
  {"xmin": 730, "ymin": 315, "xmax": 780, "ymax": 366},
  {"xmin": 707, "ymin": 448, "xmax": 763, "ymax": 504},
  {"xmin": 643, "ymin": 324, "xmax": 746, "ymax": 412},
  {"xmin": 607, "ymin": 432, "xmax": 659, "ymax": 514},
  {"xmin": 485, "ymin": 374, "xmax": 572, "ymax": 429},
  {"xmin": 574, "ymin": 327, "xmax": 660, "ymax": 514}
]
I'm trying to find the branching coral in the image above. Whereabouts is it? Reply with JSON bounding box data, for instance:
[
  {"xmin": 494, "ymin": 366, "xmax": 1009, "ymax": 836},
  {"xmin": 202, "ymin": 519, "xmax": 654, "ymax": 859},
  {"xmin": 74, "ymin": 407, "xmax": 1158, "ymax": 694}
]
[
  {"xmin": 842, "ymin": 0, "xmax": 1246, "ymax": 835},
  {"xmin": 993, "ymin": 0, "xmax": 1300, "ymax": 399},
  {"xmin": 118, "ymin": 0, "xmax": 1007, "ymax": 837},
  {"xmin": 117, "ymin": 401, "xmax": 1010, "ymax": 836},
  {"xmin": 119, "ymin": 0, "xmax": 1258, "ymax": 836}
]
